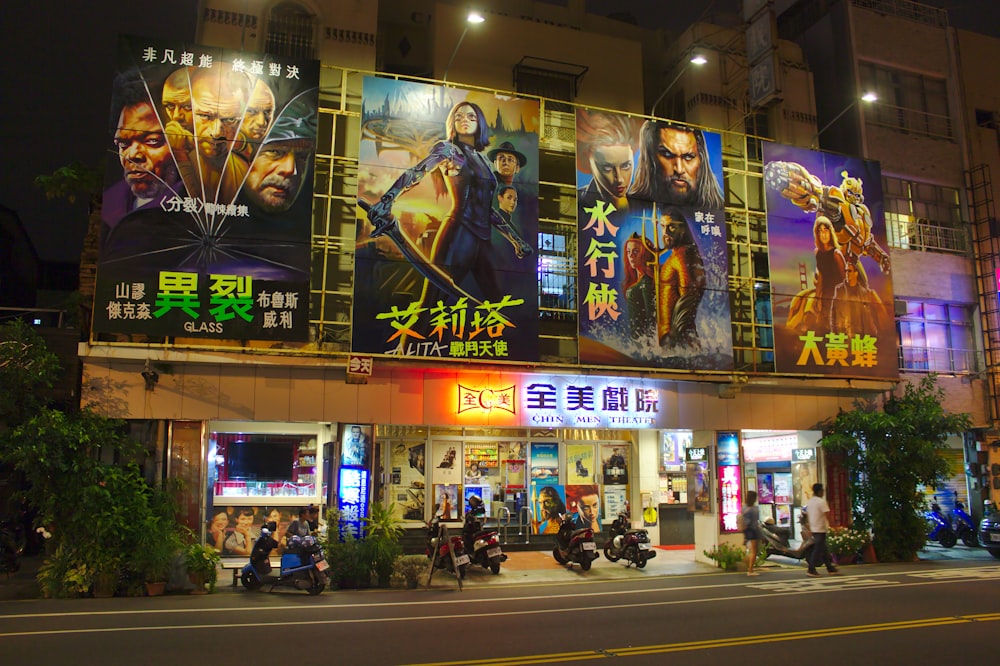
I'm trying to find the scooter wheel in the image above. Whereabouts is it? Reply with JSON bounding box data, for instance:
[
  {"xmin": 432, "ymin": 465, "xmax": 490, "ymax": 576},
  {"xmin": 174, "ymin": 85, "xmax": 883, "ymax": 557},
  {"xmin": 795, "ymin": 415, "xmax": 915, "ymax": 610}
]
[
  {"xmin": 579, "ymin": 558, "xmax": 592, "ymax": 571},
  {"xmin": 489, "ymin": 556, "xmax": 501, "ymax": 575},
  {"xmin": 603, "ymin": 542, "xmax": 620, "ymax": 562},
  {"xmin": 636, "ymin": 554, "xmax": 648, "ymax": 569},
  {"xmin": 552, "ymin": 546, "xmax": 568, "ymax": 564},
  {"xmin": 240, "ymin": 570, "xmax": 263, "ymax": 591},
  {"xmin": 959, "ymin": 528, "xmax": 978, "ymax": 548},
  {"xmin": 938, "ymin": 529, "xmax": 957, "ymax": 549}
]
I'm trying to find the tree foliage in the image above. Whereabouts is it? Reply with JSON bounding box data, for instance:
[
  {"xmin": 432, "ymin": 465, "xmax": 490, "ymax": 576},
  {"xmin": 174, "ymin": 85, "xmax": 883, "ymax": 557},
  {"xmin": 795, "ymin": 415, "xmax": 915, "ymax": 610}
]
[
  {"xmin": 0, "ymin": 319, "xmax": 60, "ymax": 429},
  {"xmin": 820, "ymin": 375, "xmax": 971, "ymax": 562},
  {"xmin": 33, "ymin": 161, "xmax": 102, "ymax": 204}
]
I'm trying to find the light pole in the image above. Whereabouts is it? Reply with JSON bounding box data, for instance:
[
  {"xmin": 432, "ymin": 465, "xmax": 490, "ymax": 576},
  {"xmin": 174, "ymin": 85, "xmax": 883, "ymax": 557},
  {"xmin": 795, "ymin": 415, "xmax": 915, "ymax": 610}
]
[
  {"xmin": 649, "ymin": 54, "xmax": 707, "ymax": 117},
  {"xmin": 810, "ymin": 92, "xmax": 877, "ymax": 149},
  {"xmin": 443, "ymin": 11, "xmax": 485, "ymax": 83}
]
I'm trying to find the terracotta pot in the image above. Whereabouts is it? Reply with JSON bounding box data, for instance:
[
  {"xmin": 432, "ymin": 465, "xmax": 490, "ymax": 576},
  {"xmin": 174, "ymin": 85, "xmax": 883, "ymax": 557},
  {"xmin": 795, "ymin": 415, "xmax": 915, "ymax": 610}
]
[
  {"xmin": 189, "ymin": 574, "xmax": 208, "ymax": 594},
  {"xmin": 145, "ymin": 581, "xmax": 166, "ymax": 596}
]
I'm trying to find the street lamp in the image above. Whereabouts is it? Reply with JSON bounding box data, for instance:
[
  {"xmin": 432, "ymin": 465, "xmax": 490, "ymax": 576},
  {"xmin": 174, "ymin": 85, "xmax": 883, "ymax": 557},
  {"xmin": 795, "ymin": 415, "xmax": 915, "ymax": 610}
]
[
  {"xmin": 649, "ymin": 54, "xmax": 707, "ymax": 117},
  {"xmin": 809, "ymin": 92, "xmax": 878, "ymax": 149},
  {"xmin": 442, "ymin": 11, "xmax": 485, "ymax": 83}
]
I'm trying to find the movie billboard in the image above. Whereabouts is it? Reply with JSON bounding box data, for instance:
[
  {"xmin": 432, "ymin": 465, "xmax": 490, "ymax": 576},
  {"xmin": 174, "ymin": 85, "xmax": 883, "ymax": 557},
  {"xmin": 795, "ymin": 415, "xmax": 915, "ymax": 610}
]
[
  {"xmin": 94, "ymin": 36, "xmax": 319, "ymax": 340},
  {"xmin": 354, "ymin": 77, "xmax": 540, "ymax": 361},
  {"xmin": 763, "ymin": 143, "xmax": 897, "ymax": 378},
  {"xmin": 576, "ymin": 110, "xmax": 733, "ymax": 369}
]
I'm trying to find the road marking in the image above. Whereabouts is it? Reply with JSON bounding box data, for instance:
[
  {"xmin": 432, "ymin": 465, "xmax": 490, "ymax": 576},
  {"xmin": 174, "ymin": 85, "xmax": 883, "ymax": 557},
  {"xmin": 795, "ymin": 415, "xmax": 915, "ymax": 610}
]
[
  {"xmin": 0, "ymin": 575, "xmax": 994, "ymax": 639},
  {"xmin": 402, "ymin": 613, "xmax": 1000, "ymax": 665},
  {"xmin": 907, "ymin": 566, "xmax": 1000, "ymax": 580},
  {"xmin": 0, "ymin": 565, "xmax": 992, "ymax": 626}
]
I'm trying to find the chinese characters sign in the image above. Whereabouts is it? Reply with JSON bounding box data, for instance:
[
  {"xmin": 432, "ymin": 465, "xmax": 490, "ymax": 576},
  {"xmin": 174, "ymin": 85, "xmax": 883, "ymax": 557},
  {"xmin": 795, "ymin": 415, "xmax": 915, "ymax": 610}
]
[
  {"xmin": 353, "ymin": 77, "xmax": 540, "ymax": 361},
  {"xmin": 763, "ymin": 143, "xmax": 897, "ymax": 379},
  {"xmin": 338, "ymin": 467, "xmax": 370, "ymax": 540},
  {"xmin": 94, "ymin": 36, "xmax": 319, "ymax": 340},
  {"xmin": 575, "ymin": 109, "xmax": 733, "ymax": 370},
  {"xmin": 717, "ymin": 431, "xmax": 741, "ymax": 532}
]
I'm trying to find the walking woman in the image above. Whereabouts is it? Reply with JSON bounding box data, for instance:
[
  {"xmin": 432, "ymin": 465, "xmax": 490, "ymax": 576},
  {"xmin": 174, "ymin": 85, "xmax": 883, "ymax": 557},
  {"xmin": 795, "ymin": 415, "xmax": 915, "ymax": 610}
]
[{"xmin": 742, "ymin": 490, "xmax": 762, "ymax": 576}]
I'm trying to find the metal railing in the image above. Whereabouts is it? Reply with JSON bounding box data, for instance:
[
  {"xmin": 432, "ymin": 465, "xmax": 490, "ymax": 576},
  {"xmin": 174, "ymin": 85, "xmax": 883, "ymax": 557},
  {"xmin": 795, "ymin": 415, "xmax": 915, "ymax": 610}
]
[
  {"xmin": 496, "ymin": 506, "xmax": 512, "ymax": 545},
  {"xmin": 897, "ymin": 346, "xmax": 982, "ymax": 374},
  {"xmin": 518, "ymin": 506, "xmax": 534, "ymax": 544}
]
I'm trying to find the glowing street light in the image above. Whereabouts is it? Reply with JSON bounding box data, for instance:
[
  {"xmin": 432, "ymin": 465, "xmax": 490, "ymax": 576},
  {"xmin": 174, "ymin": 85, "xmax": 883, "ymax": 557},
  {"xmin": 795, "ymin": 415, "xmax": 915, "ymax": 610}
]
[{"xmin": 443, "ymin": 11, "xmax": 486, "ymax": 83}]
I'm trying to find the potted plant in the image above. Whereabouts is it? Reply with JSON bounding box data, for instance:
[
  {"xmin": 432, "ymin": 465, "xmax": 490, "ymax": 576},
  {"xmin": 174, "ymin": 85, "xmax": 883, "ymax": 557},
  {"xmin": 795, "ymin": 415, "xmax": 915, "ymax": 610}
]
[
  {"xmin": 135, "ymin": 515, "xmax": 183, "ymax": 596},
  {"xmin": 363, "ymin": 503, "xmax": 404, "ymax": 587},
  {"xmin": 184, "ymin": 542, "xmax": 220, "ymax": 593},
  {"xmin": 323, "ymin": 534, "xmax": 370, "ymax": 589},
  {"xmin": 703, "ymin": 542, "xmax": 746, "ymax": 571},
  {"xmin": 827, "ymin": 526, "xmax": 869, "ymax": 565},
  {"xmin": 392, "ymin": 554, "xmax": 429, "ymax": 589}
]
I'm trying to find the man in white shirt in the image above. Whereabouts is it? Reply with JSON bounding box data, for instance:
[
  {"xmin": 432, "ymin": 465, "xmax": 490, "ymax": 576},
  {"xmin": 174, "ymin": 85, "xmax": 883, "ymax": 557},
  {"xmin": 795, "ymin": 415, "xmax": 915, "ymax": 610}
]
[{"xmin": 805, "ymin": 483, "xmax": 840, "ymax": 577}]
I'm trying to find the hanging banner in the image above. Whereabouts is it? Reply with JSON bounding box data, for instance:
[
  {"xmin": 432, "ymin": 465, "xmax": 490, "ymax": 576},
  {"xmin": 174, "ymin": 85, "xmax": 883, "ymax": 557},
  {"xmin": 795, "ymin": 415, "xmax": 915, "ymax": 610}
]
[
  {"xmin": 763, "ymin": 143, "xmax": 897, "ymax": 378},
  {"xmin": 94, "ymin": 35, "xmax": 319, "ymax": 340},
  {"xmin": 354, "ymin": 77, "xmax": 540, "ymax": 361},
  {"xmin": 576, "ymin": 109, "xmax": 733, "ymax": 370}
]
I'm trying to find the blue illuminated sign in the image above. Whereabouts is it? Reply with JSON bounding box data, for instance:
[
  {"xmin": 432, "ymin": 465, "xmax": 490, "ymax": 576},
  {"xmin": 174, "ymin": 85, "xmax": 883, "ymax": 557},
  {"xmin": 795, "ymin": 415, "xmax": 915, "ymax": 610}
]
[{"xmin": 338, "ymin": 467, "xmax": 370, "ymax": 540}]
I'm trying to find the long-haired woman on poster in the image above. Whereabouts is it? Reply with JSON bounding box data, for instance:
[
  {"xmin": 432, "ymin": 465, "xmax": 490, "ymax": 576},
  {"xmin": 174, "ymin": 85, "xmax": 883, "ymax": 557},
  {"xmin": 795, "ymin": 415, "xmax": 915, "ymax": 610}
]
[{"xmin": 365, "ymin": 100, "xmax": 532, "ymax": 307}]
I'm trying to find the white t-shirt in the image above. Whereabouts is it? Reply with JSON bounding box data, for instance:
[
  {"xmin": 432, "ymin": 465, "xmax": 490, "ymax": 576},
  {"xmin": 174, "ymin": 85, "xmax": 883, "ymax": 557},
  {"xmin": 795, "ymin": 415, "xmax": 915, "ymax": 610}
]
[{"xmin": 806, "ymin": 495, "xmax": 831, "ymax": 534}]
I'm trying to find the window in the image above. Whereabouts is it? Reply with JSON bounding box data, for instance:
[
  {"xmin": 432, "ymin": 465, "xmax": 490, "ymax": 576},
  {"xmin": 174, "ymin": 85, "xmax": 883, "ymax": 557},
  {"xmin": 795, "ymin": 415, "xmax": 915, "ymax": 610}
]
[
  {"xmin": 882, "ymin": 176, "xmax": 966, "ymax": 254},
  {"xmin": 538, "ymin": 231, "xmax": 574, "ymax": 313},
  {"xmin": 265, "ymin": 2, "xmax": 317, "ymax": 59},
  {"xmin": 896, "ymin": 300, "xmax": 976, "ymax": 373},
  {"xmin": 858, "ymin": 62, "xmax": 952, "ymax": 139}
]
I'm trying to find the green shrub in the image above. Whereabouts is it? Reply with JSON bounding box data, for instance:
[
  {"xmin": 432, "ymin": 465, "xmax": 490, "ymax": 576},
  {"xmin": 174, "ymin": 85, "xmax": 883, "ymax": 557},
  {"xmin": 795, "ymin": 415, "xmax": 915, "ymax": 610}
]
[{"xmin": 704, "ymin": 542, "xmax": 746, "ymax": 570}]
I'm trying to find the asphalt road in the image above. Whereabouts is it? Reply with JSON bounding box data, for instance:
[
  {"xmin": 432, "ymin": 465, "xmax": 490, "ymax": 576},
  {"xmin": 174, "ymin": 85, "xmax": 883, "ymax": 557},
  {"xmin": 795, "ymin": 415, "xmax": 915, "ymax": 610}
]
[{"xmin": 1, "ymin": 559, "xmax": 998, "ymax": 665}]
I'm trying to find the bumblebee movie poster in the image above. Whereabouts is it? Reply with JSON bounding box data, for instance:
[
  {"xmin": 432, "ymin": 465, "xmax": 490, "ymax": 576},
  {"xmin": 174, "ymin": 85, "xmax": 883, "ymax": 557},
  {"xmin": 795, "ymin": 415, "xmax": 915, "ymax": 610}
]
[
  {"xmin": 763, "ymin": 143, "xmax": 897, "ymax": 379},
  {"xmin": 354, "ymin": 77, "xmax": 540, "ymax": 362},
  {"xmin": 95, "ymin": 35, "xmax": 319, "ymax": 340}
]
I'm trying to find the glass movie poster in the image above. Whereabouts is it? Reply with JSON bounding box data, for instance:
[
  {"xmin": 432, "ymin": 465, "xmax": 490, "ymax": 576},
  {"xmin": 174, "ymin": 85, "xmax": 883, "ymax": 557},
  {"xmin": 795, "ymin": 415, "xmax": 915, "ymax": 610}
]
[
  {"xmin": 355, "ymin": 77, "xmax": 540, "ymax": 361},
  {"xmin": 576, "ymin": 110, "xmax": 733, "ymax": 369},
  {"xmin": 763, "ymin": 143, "xmax": 897, "ymax": 379},
  {"xmin": 94, "ymin": 36, "xmax": 319, "ymax": 340}
]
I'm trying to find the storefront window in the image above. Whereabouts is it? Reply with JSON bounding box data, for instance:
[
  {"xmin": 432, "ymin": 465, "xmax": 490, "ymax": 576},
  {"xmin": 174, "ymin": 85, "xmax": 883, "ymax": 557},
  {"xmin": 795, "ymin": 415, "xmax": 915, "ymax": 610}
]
[{"xmin": 210, "ymin": 432, "xmax": 318, "ymax": 498}]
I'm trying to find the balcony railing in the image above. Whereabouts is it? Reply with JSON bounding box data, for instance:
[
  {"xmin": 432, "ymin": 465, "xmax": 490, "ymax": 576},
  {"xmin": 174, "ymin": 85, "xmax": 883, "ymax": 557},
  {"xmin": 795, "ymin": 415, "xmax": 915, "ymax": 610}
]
[
  {"xmin": 897, "ymin": 345, "xmax": 982, "ymax": 374},
  {"xmin": 868, "ymin": 101, "xmax": 953, "ymax": 140},
  {"xmin": 885, "ymin": 217, "xmax": 968, "ymax": 255}
]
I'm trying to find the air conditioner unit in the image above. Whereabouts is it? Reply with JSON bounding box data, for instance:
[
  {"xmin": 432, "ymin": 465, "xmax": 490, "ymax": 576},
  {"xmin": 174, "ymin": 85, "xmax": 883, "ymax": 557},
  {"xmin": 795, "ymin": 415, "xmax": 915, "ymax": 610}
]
[{"xmin": 893, "ymin": 300, "xmax": 908, "ymax": 316}]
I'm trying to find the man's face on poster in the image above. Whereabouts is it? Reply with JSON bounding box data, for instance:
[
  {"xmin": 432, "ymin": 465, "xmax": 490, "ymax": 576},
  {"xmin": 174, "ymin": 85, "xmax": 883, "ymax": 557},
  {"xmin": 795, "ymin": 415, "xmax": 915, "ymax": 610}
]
[
  {"xmin": 241, "ymin": 80, "xmax": 275, "ymax": 142},
  {"xmin": 655, "ymin": 127, "xmax": 701, "ymax": 205},
  {"xmin": 245, "ymin": 140, "xmax": 313, "ymax": 213},
  {"xmin": 114, "ymin": 101, "xmax": 177, "ymax": 201},
  {"xmin": 350, "ymin": 426, "xmax": 362, "ymax": 443},
  {"xmin": 192, "ymin": 71, "xmax": 246, "ymax": 163}
]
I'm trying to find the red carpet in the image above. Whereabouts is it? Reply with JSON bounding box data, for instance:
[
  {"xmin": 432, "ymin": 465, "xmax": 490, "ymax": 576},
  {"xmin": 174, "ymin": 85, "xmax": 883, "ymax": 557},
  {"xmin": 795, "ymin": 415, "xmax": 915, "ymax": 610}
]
[{"xmin": 656, "ymin": 544, "xmax": 695, "ymax": 551}]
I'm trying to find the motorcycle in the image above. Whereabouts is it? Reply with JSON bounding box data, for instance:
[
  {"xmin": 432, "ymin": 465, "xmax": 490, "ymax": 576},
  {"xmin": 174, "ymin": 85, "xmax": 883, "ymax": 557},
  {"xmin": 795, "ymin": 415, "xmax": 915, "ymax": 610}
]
[
  {"xmin": 462, "ymin": 498, "xmax": 507, "ymax": 574},
  {"xmin": 952, "ymin": 498, "xmax": 978, "ymax": 548},
  {"xmin": 603, "ymin": 511, "xmax": 656, "ymax": 568},
  {"xmin": 240, "ymin": 522, "xmax": 328, "ymax": 595},
  {"xmin": 760, "ymin": 511, "xmax": 815, "ymax": 561},
  {"xmin": 552, "ymin": 513, "xmax": 600, "ymax": 571},
  {"xmin": 427, "ymin": 514, "xmax": 470, "ymax": 579},
  {"xmin": 925, "ymin": 499, "xmax": 957, "ymax": 548}
]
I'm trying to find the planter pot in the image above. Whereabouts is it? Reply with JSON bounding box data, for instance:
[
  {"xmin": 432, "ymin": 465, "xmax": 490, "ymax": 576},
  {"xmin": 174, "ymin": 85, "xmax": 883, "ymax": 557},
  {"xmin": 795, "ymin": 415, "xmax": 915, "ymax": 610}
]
[
  {"xmin": 833, "ymin": 552, "xmax": 858, "ymax": 565},
  {"xmin": 189, "ymin": 574, "xmax": 209, "ymax": 594},
  {"xmin": 861, "ymin": 542, "xmax": 878, "ymax": 564},
  {"xmin": 93, "ymin": 573, "xmax": 116, "ymax": 598},
  {"xmin": 145, "ymin": 581, "xmax": 166, "ymax": 596}
]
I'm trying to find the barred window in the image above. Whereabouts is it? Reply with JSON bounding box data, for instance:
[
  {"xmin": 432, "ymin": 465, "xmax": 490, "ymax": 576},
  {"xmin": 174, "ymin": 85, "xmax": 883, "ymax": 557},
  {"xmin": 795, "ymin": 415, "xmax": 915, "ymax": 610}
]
[
  {"xmin": 264, "ymin": 2, "xmax": 317, "ymax": 59},
  {"xmin": 897, "ymin": 300, "xmax": 975, "ymax": 373},
  {"xmin": 882, "ymin": 176, "xmax": 966, "ymax": 255},
  {"xmin": 859, "ymin": 62, "xmax": 952, "ymax": 139}
]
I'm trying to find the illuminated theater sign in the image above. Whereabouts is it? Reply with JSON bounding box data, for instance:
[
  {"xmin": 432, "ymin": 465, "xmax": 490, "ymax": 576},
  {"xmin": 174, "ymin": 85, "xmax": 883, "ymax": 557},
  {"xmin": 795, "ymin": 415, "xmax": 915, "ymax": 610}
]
[{"xmin": 452, "ymin": 373, "xmax": 674, "ymax": 429}]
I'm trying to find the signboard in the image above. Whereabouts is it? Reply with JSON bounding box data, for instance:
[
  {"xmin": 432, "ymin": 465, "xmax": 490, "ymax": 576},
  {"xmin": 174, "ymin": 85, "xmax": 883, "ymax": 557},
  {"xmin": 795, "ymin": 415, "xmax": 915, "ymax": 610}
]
[
  {"xmin": 337, "ymin": 467, "xmax": 370, "ymax": 540},
  {"xmin": 575, "ymin": 109, "xmax": 733, "ymax": 371},
  {"xmin": 717, "ymin": 431, "xmax": 741, "ymax": 532},
  {"xmin": 354, "ymin": 76, "xmax": 540, "ymax": 361},
  {"xmin": 763, "ymin": 143, "xmax": 897, "ymax": 379},
  {"xmin": 94, "ymin": 35, "xmax": 319, "ymax": 340},
  {"xmin": 742, "ymin": 431, "xmax": 797, "ymax": 463}
]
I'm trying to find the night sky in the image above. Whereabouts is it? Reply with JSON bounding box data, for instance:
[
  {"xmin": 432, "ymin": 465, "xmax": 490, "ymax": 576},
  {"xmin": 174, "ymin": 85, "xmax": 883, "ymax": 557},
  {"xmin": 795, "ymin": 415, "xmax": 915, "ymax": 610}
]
[{"xmin": 2, "ymin": 0, "xmax": 996, "ymax": 264}]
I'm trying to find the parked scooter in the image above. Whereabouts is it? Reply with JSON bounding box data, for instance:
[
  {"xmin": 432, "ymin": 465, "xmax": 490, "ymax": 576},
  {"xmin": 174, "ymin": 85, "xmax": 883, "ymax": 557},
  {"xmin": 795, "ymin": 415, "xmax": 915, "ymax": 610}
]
[
  {"xmin": 952, "ymin": 497, "xmax": 978, "ymax": 548},
  {"xmin": 760, "ymin": 510, "xmax": 815, "ymax": 561},
  {"xmin": 240, "ymin": 522, "xmax": 328, "ymax": 594},
  {"xmin": 427, "ymin": 514, "xmax": 470, "ymax": 579},
  {"xmin": 551, "ymin": 513, "xmax": 600, "ymax": 570},
  {"xmin": 603, "ymin": 511, "xmax": 656, "ymax": 568},
  {"xmin": 462, "ymin": 496, "xmax": 507, "ymax": 574},
  {"xmin": 925, "ymin": 498, "xmax": 957, "ymax": 548}
]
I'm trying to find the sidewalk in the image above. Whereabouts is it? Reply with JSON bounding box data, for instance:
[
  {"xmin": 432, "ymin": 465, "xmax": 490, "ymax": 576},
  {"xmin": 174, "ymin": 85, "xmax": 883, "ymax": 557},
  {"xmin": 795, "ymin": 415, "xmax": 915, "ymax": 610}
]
[{"xmin": 1, "ymin": 543, "xmax": 992, "ymax": 599}]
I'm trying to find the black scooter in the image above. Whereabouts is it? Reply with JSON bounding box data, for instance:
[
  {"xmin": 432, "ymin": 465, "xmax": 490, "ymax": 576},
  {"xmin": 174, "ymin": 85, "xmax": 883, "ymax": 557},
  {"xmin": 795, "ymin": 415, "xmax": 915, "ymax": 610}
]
[
  {"xmin": 760, "ymin": 511, "xmax": 814, "ymax": 561},
  {"xmin": 240, "ymin": 522, "xmax": 328, "ymax": 595}
]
